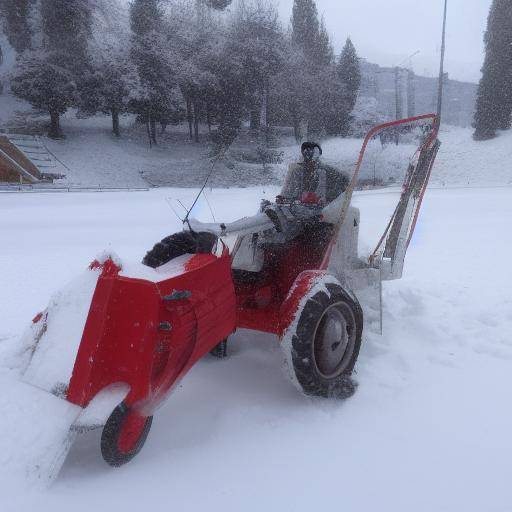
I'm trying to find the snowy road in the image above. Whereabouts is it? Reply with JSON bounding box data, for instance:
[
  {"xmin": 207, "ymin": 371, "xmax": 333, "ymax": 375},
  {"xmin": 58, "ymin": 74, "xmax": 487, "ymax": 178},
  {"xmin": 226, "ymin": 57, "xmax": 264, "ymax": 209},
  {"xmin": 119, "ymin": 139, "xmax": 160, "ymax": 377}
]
[{"xmin": 1, "ymin": 186, "xmax": 511, "ymax": 511}]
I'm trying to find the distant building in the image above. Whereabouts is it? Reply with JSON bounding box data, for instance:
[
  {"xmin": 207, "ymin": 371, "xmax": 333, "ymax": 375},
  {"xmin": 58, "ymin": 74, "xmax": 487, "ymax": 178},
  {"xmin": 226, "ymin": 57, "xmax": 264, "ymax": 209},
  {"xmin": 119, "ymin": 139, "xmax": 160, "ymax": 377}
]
[{"xmin": 359, "ymin": 59, "xmax": 477, "ymax": 128}]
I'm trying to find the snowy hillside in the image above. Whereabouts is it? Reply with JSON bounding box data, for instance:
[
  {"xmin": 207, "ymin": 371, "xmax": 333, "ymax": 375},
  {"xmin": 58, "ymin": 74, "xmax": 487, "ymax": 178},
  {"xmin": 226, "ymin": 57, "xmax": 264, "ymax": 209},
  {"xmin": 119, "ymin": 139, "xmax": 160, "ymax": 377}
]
[{"xmin": 1, "ymin": 185, "xmax": 512, "ymax": 511}]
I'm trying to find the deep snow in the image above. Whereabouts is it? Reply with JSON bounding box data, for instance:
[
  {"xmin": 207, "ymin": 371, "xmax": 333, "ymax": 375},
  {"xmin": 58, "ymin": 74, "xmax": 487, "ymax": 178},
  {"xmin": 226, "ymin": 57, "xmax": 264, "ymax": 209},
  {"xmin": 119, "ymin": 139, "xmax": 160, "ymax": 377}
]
[{"xmin": 1, "ymin": 184, "xmax": 511, "ymax": 511}]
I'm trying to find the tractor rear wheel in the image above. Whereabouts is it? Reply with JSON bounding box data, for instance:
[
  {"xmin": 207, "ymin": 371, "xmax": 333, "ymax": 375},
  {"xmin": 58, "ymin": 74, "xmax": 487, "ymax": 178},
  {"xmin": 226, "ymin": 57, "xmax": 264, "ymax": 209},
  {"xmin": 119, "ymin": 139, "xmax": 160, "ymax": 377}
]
[
  {"xmin": 101, "ymin": 402, "xmax": 153, "ymax": 467},
  {"xmin": 143, "ymin": 231, "xmax": 218, "ymax": 269},
  {"xmin": 283, "ymin": 282, "xmax": 363, "ymax": 399}
]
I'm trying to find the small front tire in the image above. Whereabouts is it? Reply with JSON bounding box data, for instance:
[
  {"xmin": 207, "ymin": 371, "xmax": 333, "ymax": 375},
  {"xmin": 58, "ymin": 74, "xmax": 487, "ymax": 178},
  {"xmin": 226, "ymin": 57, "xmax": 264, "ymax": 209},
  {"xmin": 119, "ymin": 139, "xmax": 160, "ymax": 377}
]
[{"xmin": 101, "ymin": 402, "xmax": 153, "ymax": 467}]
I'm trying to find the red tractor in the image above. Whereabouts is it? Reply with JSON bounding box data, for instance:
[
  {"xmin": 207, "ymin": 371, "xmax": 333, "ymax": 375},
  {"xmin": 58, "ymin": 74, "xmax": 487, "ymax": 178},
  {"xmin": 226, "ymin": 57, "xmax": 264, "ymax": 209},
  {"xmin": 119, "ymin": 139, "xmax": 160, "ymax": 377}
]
[{"xmin": 20, "ymin": 115, "xmax": 440, "ymax": 472}]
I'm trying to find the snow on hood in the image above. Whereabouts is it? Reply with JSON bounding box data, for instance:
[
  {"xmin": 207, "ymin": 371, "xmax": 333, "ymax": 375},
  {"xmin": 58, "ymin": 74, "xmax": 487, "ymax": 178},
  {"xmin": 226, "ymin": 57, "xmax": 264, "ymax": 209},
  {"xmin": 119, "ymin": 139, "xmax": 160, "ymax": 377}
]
[
  {"xmin": 21, "ymin": 252, "xmax": 196, "ymax": 396},
  {"xmin": 119, "ymin": 253, "xmax": 194, "ymax": 282},
  {"xmin": 22, "ymin": 268, "xmax": 100, "ymax": 395}
]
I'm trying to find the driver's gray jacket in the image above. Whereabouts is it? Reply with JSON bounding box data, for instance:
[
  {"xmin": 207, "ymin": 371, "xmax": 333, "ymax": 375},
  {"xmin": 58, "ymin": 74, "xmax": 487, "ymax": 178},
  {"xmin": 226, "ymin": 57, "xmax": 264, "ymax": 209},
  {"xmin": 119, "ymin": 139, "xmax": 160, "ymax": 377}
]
[{"xmin": 281, "ymin": 161, "xmax": 349, "ymax": 204}]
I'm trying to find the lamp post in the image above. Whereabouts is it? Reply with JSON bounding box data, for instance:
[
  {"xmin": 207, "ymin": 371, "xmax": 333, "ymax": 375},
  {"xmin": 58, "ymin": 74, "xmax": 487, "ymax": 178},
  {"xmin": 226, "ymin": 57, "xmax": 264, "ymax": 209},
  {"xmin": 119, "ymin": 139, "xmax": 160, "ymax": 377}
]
[{"xmin": 436, "ymin": 0, "xmax": 449, "ymax": 127}]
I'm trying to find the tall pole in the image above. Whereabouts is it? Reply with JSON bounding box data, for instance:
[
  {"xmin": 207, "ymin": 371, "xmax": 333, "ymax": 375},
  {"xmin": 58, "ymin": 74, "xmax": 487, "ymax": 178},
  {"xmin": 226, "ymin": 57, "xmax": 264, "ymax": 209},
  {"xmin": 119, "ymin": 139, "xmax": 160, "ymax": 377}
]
[
  {"xmin": 395, "ymin": 67, "xmax": 402, "ymax": 121},
  {"xmin": 436, "ymin": 0, "xmax": 448, "ymax": 127}
]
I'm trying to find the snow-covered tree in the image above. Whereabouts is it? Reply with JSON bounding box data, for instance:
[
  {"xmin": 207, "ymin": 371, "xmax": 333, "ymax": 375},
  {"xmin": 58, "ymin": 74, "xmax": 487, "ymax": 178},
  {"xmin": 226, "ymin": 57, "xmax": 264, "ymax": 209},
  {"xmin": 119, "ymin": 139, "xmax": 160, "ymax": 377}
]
[
  {"xmin": 0, "ymin": 0, "xmax": 35, "ymax": 53},
  {"xmin": 129, "ymin": 0, "xmax": 163, "ymax": 36},
  {"xmin": 129, "ymin": 0, "xmax": 181, "ymax": 145},
  {"xmin": 317, "ymin": 17, "xmax": 334, "ymax": 67},
  {"xmin": 10, "ymin": 0, "xmax": 93, "ymax": 137},
  {"xmin": 171, "ymin": 2, "xmax": 220, "ymax": 142},
  {"xmin": 474, "ymin": 0, "xmax": 512, "ymax": 140},
  {"xmin": 285, "ymin": 0, "xmax": 338, "ymax": 138},
  {"xmin": 11, "ymin": 50, "xmax": 77, "ymax": 138},
  {"xmin": 291, "ymin": 0, "xmax": 331, "ymax": 66},
  {"xmin": 40, "ymin": 0, "xmax": 92, "ymax": 73},
  {"xmin": 326, "ymin": 37, "xmax": 361, "ymax": 136},
  {"xmin": 79, "ymin": 46, "xmax": 143, "ymax": 136},
  {"xmin": 337, "ymin": 38, "xmax": 360, "ymax": 112},
  {"xmin": 230, "ymin": 0, "xmax": 284, "ymax": 132},
  {"xmin": 270, "ymin": 43, "xmax": 316, "ymax": 141}
]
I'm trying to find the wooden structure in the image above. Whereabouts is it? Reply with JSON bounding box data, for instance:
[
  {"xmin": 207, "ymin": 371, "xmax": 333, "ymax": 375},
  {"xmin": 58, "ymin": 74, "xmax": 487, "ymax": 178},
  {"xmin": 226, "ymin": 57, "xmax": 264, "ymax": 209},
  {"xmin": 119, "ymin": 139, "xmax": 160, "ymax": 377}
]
[{"xmin": 0, "ymin": 135, "xmax": 43, "ymax": 183}]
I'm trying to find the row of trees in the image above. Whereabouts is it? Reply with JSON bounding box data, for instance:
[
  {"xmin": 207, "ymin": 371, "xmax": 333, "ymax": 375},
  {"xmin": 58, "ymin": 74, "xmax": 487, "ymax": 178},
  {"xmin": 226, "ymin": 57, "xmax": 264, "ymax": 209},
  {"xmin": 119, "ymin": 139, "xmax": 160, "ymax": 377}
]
[
  {"xmin": 0, "ymin": 0, "xmax": 361, "ymax": 145},
  {"xmin": 473, "ymin": 0, "xmax": 512, "ymax": 140}
]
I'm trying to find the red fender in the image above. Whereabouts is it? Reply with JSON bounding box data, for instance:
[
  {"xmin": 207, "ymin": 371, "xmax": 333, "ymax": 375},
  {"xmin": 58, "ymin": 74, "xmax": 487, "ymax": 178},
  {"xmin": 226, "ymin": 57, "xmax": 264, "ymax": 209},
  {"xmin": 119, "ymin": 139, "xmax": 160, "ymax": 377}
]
[
  {"xmin": 67, "ymin": 250, "xmax": 236, "ymax": 415},
  {"xmin": 278, "ymin": 270, "xmax": 327, "ymax": 337}
]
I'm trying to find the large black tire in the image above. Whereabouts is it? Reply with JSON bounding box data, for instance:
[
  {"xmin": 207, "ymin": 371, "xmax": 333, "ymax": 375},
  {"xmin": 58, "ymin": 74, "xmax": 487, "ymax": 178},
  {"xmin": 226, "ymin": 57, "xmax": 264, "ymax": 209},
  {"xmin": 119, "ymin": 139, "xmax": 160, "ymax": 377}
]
[
  {"xmin": 101, "ymin": 402, "xmax": 153, "ymax": 467},
  {"xmin": 143, "ymin": 231, "xmax": 218, "ymax": 269},
  {"xmin": 284, "ymin": 281, "xmax": 363, "ymax": 399}
]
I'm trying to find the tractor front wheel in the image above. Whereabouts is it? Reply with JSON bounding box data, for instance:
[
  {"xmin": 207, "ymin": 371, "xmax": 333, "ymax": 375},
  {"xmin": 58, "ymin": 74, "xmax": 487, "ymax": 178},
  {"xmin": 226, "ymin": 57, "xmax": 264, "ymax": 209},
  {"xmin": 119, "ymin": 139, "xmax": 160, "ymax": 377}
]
[
  {"xmin": 282, "ymin": 282, "xmax": 363, "ymax": 399},
  {"xmin": 101, "ymin": 402, "xmax": 153, "ymax": 467}
]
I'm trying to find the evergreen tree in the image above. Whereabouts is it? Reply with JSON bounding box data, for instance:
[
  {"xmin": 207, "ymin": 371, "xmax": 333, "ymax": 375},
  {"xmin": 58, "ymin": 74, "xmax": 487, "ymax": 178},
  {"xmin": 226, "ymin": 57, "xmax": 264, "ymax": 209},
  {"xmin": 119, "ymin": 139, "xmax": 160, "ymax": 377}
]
[
  {"xmin": 329, "ymin": 37, "xmax": 361, "ymax": 136},
  {"xmin": 292, "ymin": 0, "xmax": 319, "ymax": 62},
  {"xmin": 0, "ymin": 0, "xmax": 35, "ymax": 53},
  {"xmin": 40, "ymin": 0, "xmax": 92, "ymax": 73},
  {"xmin": 10, "ymin": 0, "xmax": 92, "ymax": 137},
  {"xmin": 11, "ymin": 50, "xmax": 77, "ymax": 138},
  {"xmin": 79, "ymin": 46, "xmax": 143, "ymax": 137},
  {"xmin": 129, "ymin": 0, "xmax": 163, "ymax": 36},
  {"xmin": 291, "ymin": 0, "xmax": 331, "ymax": 66},
  {"xmin": 317, "ymin": 18, "xmax": 334, "ymax": 67},
  {"xmin": 174, "ymin": 2, "xmax": 220, "ymax": 142},
  {"xmin": 288, "ymin": 0, "xmax": 336, "ymax": 138},
  {"xmin": 231, "ymin": 1, "xmax": 284, "ymax": 132},
  {"xmin": 129, "ymin": 0, "xmax": 178, "ymax": 145},
  {"xmin": 474, "ymin": 0, "xmax": 512, "ymax": 140}
]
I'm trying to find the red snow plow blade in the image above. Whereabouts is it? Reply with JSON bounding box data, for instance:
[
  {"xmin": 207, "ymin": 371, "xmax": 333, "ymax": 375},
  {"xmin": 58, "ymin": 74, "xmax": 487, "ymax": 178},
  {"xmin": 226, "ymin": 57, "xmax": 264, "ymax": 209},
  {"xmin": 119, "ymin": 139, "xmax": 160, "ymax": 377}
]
[
  {"xmin": 22, "ymin": 246, "xmax": 236, "ymax": 472},
  {"xmin": 66, "ymin": 252, "xmax": 236, "ymax": 413}
]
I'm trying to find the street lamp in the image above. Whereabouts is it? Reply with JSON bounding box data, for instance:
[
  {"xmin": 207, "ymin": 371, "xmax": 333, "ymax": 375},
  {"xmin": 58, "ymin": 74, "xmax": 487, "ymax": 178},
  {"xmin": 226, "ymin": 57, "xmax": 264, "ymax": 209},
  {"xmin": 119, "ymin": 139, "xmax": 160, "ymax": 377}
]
[{"xmin": 437, "ymin": 0, "xmax": 449, "ymax": 127}]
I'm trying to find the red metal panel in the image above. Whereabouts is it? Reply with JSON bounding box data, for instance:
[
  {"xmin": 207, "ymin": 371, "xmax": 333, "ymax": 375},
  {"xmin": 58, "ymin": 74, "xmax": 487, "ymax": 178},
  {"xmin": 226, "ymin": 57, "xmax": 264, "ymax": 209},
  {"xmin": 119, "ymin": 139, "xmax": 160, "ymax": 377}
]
[{"xmin": 67, "ymin": 250, "xmax": 237, "ymax": 415}]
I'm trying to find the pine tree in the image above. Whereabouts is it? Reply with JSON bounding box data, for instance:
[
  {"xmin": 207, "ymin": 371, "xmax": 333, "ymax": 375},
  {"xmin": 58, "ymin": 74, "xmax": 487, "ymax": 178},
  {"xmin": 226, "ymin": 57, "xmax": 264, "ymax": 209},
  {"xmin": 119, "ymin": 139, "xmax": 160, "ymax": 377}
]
[
  {"xmin": 40, "ymin": 0, "xmax": 92, "ymax": 73},
  {"xmin": 79, "ymin": 46, "xmax": 143, "ymax": 137},
  {"xmin": 317, "ymin": 18, "xmax": 334, "ymax": 66},
  {"xmin": 129, "ymin": 0, "xmax": 163, "ymax": 36},
  {"xmin": 289, "ymin": 0, "xmax": 335, "ymax": 138},
  {"xmin": 10, "ymin": 1, "xmax": 92, "ymax": 138},
  {"xmin": 292, "ymin": 0, "xmax": 326, "ymax": 66},
  {"xmin": 332, "ymin": 37, "xmax": 361, "ymax": 136},
  {"xmin": 230, "ymin": 1, "xmax": 284, "ymax": 133},
  {"xmin": 0, "ymin": 0, "xmax": 34, "ymax": 53},
  {"xmin": 473, "ymin": 0, "xmax": 512, "ymax": 140},
  {"xmin": 129, "ymin": 0, "xmax": 180, "ymax": 145},
  {"xmin": 11, "ymin": 50, "xmax": 77, "ymax": 138}
]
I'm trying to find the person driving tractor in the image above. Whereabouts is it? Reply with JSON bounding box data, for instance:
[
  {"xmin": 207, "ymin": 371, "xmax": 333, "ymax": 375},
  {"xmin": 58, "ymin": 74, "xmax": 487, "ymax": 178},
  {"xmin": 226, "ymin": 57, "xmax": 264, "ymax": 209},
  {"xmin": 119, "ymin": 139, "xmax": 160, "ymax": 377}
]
[
  {"xmin": 279, "ymin": 142, "xmax": 350, "ymax": 206},
  {"xmin": 231, "ymin": 143, "xmax": 350, "ymax": 276}
]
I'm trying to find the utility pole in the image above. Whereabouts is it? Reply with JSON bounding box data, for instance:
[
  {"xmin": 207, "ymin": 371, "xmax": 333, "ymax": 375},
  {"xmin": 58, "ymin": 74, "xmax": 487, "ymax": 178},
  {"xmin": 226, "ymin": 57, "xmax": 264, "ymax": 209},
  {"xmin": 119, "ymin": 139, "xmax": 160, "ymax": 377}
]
[
  {"xmin": 394, "ymin": 67, "xmax": 403, "ymax": 121},
  {"xmin": 436, "ymin": 0, "xmax": 448, "ymax": 128},
  {"xmin": 407, "ymin": 69, "xmax": 416, "ymax": 118},
  {"xmin": 394, "ymin": 67, "xmax": 403, "ymax": 144}
]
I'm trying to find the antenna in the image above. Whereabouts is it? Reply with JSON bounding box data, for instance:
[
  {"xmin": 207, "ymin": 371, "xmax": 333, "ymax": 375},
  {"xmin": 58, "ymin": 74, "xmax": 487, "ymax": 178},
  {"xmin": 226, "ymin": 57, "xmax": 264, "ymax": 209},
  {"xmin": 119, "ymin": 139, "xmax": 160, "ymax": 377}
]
[
  {"xmin": 183, "ymin": 144, "xmax": 230, "ymax": 229},
  {"xmin": 436, "ymin": 0, "xmax": 448, "ymax": 128}
]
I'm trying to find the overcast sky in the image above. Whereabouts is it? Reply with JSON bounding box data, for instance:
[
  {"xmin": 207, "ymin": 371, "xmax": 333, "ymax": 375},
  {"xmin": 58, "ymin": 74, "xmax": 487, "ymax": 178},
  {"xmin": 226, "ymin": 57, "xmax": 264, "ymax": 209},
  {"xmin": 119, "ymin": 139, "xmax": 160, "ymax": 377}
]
[{"xmin": 275, "ymin": 0, "xmax": 492, "ymax": 83}]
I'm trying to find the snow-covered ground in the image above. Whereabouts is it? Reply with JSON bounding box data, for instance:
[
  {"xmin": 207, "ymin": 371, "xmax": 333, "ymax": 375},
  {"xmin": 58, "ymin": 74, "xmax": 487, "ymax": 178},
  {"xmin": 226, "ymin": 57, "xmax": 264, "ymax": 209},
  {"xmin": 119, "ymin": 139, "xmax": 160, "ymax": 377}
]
[{"xmin": 1, "ymin": 183, "xmax": 511, "ymax": 511}]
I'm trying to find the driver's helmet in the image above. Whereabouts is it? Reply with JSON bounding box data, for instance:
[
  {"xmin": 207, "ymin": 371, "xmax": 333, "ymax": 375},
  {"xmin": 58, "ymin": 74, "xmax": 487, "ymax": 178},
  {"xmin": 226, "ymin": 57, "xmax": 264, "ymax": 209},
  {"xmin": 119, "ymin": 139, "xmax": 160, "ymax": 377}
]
[{"xmin": 301, "ymin": 142, "xmax": 322, "ymax": 162}]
